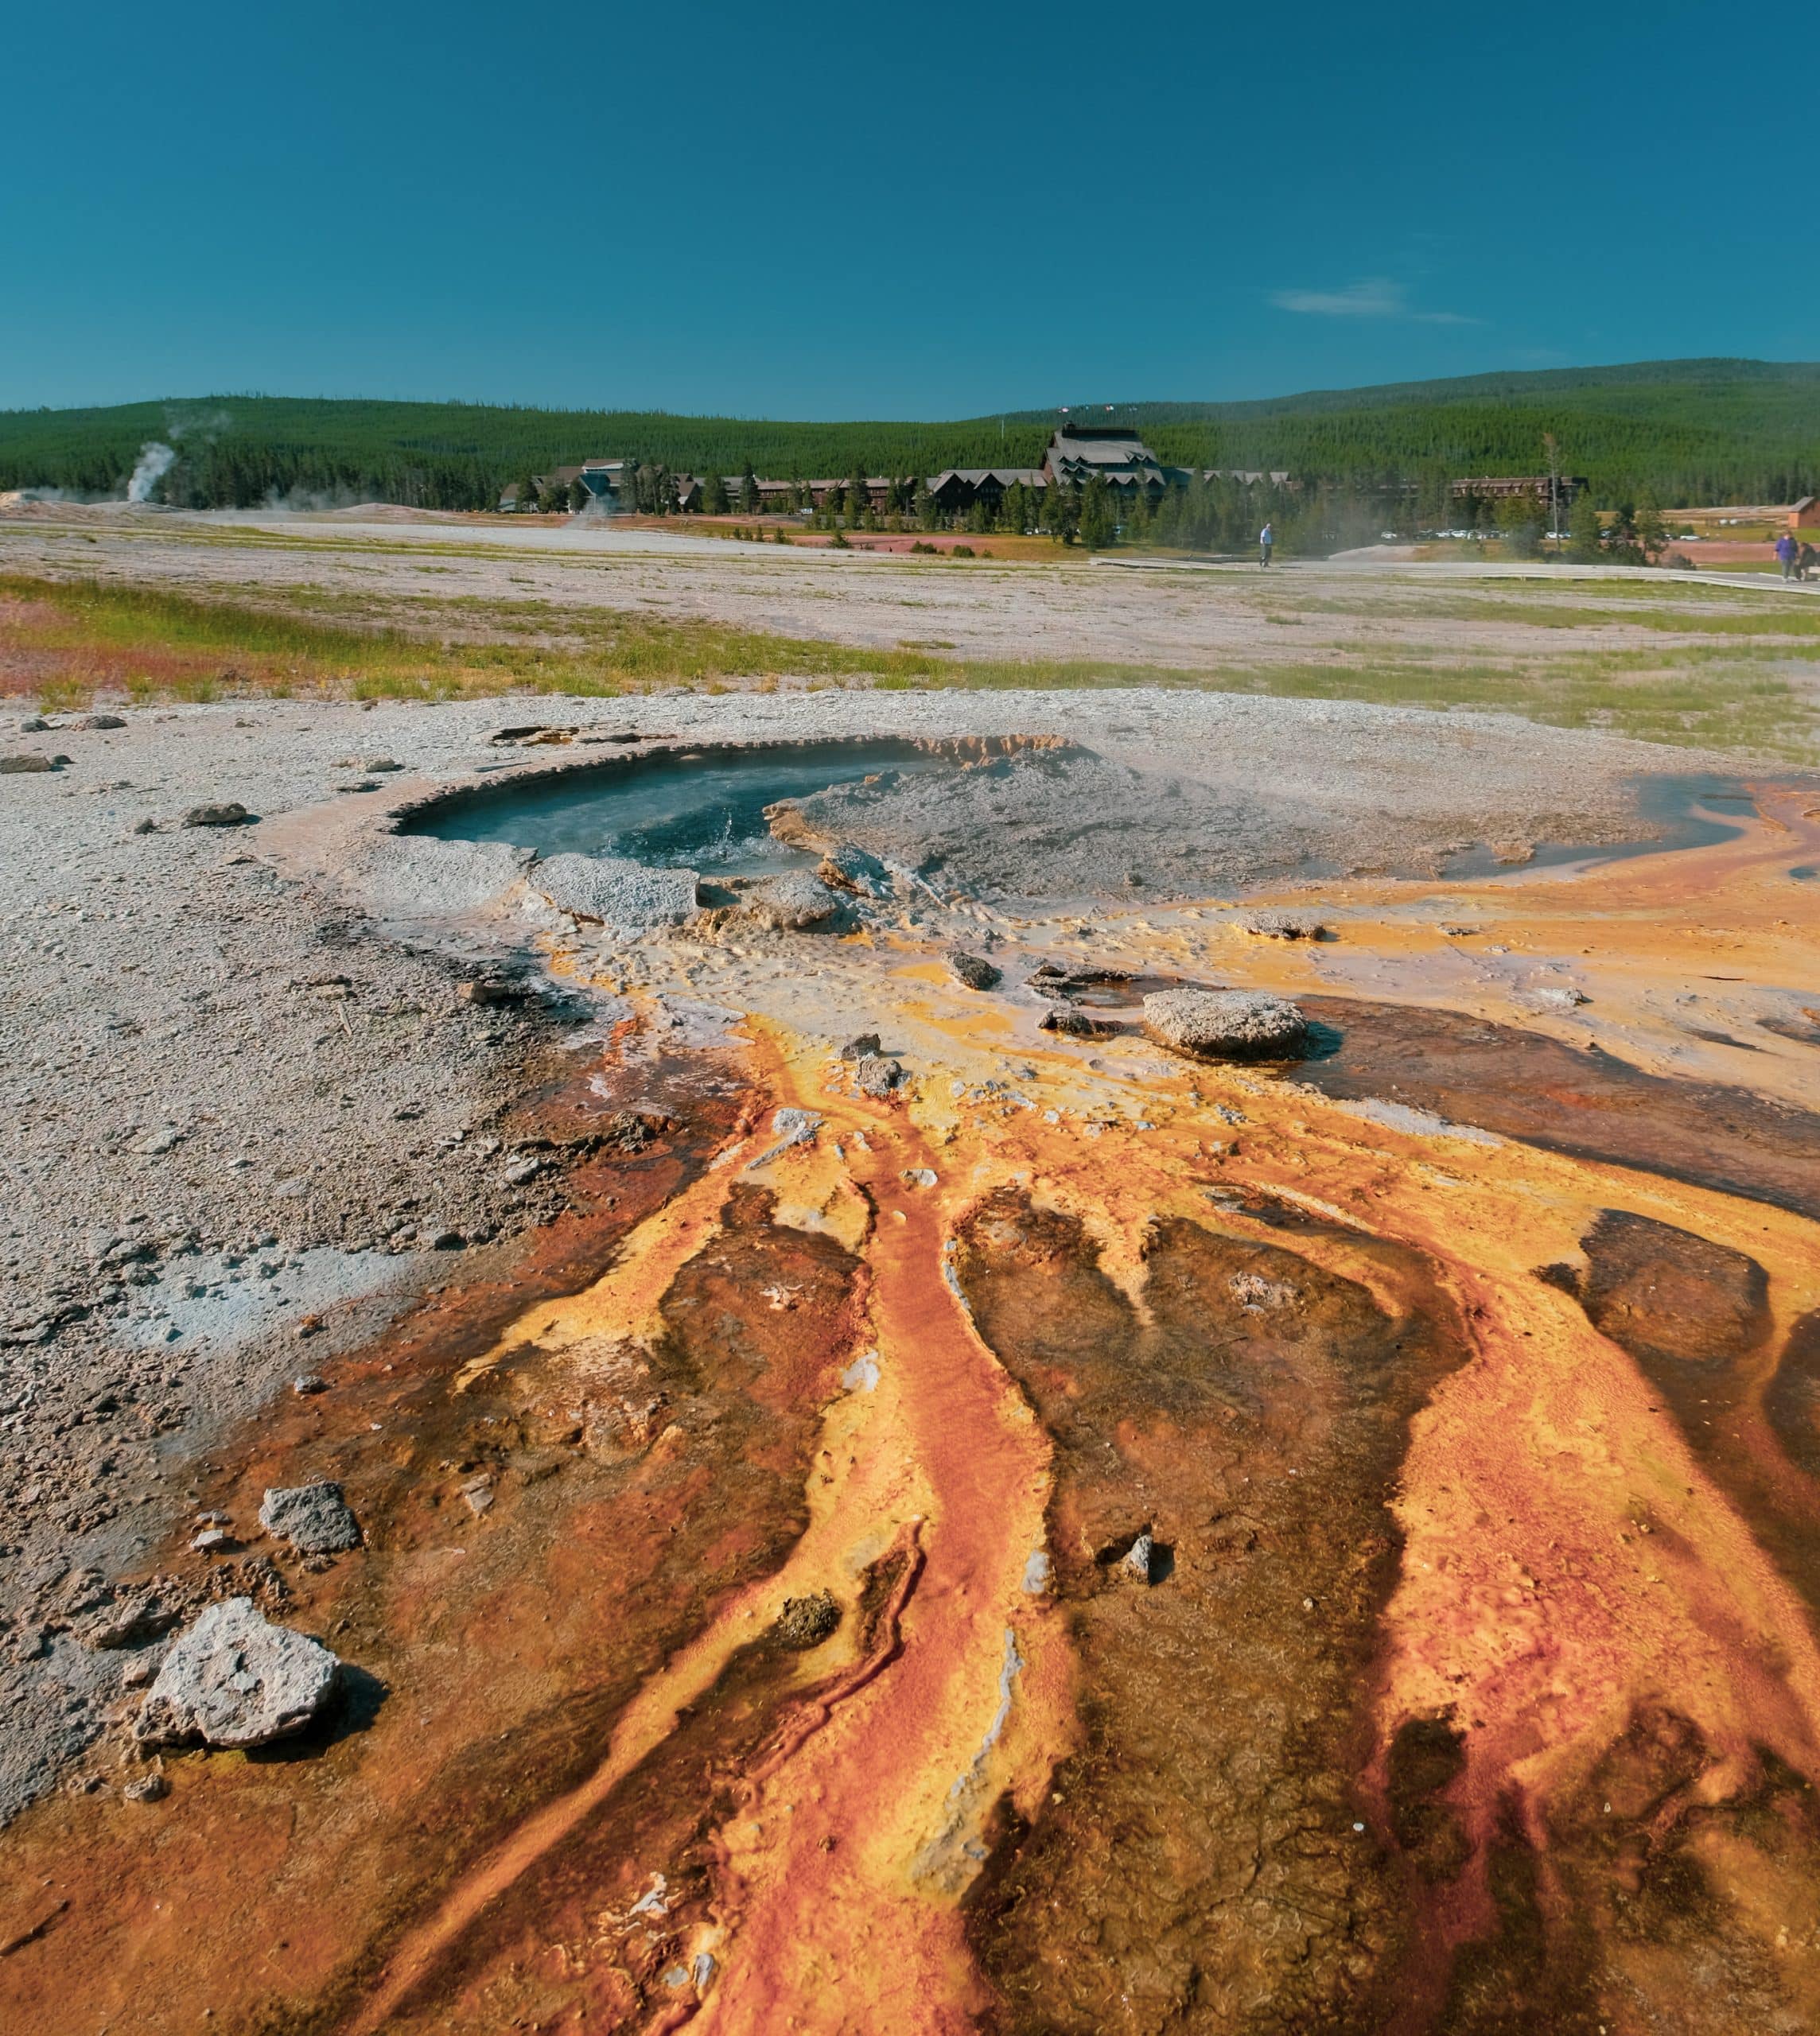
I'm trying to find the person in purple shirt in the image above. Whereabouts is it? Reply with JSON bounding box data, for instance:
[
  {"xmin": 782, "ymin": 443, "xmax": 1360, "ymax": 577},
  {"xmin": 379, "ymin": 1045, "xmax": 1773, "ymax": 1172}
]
[{"xmin": 1776, "ymin": 530, "xmax": 1799, "ymax": 580}]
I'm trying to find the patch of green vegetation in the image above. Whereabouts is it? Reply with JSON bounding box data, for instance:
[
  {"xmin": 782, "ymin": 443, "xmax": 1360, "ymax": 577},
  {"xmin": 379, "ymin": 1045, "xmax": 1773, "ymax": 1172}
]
[
  {"xmin": 1285, "ymin": 588, "xmax": 1820, "ymax": 635},
  {"xmin": 0, "ymin": 571, "xmax": 956, "ymax": 701},
  {"xmin": 5, "ymin": 570, "xmax": 1813, "ymax": 761}
]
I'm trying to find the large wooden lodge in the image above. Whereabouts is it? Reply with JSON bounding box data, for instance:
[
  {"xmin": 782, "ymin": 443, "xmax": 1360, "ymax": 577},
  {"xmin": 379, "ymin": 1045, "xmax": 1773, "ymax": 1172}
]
[
  {"xmin": 505, "ymin": 423, "xmax": 1268, "ymax": 516},
  {"xmin": 504, "ymin": 421, "xmax": 1573, "ymax": 522}
]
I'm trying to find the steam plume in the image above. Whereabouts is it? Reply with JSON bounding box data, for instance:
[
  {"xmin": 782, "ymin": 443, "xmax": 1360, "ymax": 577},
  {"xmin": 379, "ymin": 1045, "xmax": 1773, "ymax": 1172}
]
[{"xmin": 127, "ymin": 442, "xmax": 177, "ymax": 503}]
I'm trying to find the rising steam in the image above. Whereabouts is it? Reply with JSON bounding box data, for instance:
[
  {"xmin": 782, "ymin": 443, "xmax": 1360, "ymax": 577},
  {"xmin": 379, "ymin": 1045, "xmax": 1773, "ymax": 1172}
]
[
  {"xmin": 124, "ymin": 406, "xmax": 231, "ymax": 505},
  {"xmin": 126, "ymin": 441, "xmax": 177, "ymax": 503}
]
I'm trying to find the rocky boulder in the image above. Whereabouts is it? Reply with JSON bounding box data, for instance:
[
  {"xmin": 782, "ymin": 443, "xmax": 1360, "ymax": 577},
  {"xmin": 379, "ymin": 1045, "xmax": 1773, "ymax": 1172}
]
[
  {"xmin": 1142, "ymin": 988, "xmax": 1309, "ymax": 1061},
  {"xmin": 745, "ymin": 872, "xmax": 842, "ymax": 931},
  {"xmin": 946, "ymin": 950, "xmax": 1001, "ymax": 991},
  {"xmin": 854, "ymin": 1054, "xmax": 904, "ymax": 1098},
  {"xmin": 259, "ymin": 1480, "xmax": 362, "ymax": 1555},
  {"xmin": 134, "ymin": 1598, "xmax": 342, "ymax": 1749},
  {"xmin": 182, "ymin": 802, "xmax": 253, "ymax": 827},
  {"xmin": 1237, "ymin": 910, "xmax": 1328, "ymax": 941}
]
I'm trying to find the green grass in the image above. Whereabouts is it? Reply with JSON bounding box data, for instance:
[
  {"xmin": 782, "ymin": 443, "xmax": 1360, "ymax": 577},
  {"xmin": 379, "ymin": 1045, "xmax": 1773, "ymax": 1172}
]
[
  {"xmin": 1266, "ymin": 589, "xmax": 1820, "ymax": 635},
  {"xmin": 3, "ymin": 569, "xmax": 1814, "ymax": 761}
]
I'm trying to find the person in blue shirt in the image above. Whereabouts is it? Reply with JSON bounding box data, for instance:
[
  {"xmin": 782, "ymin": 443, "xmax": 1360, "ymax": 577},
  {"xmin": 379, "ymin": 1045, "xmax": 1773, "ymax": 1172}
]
[{"xmin": 1259, "ymin": 521, "xmax": 1274, "ymax": 568}]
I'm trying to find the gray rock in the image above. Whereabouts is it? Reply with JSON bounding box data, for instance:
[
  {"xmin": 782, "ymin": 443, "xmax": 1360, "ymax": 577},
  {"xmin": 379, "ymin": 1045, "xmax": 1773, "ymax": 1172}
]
[
  {"xmin": 259, "ymin": 1479, "xmax": 361, "ymax": 1555},
  {"xmin": 947, "ymin": 950, "xmax": 1001, "ymax": 991},
  {"xmin": 816, "ymin": 842, "xmax": 891, "ymax": 897},
  {"xmin": 181, "ymin": 802, "xmax": 252, "ymax": 828},
  {"xmin": 749, "ymin": 1107, "xmax": 822, "ymax": 1167},
  {"xmin": 134, "ymin": 1598, "xmax": 341, "ymax": 1749},
  {"xmin": 66, "ymin": 713, "xmax": 127, "ymax": 732},
  {"xmin": 837, "ymin": 1032, "xmax": 881, "ymax": 1061},
  {"xmin": 531, "ymin": 853, "xmax": 699, "ymax": 932},
  {"xmin": 1237, "ymin": 910, "xmax": 1328, "ymax": 940},
  {"xmin": 122, "ymin": 1770, "xmax": 169, "ymax": 1803},
  {"xmin": 1040, "ymin": 1007, "xmax": 1111, "ymax": 1039},
  {"xmin": 0, "ymin": 754, "xmax": 67, "ymax": 774},
  {"xmin": 854, "ymin": 1055, "xmax": 904, "ymax": 1098},
  {"xmin": 745, "ymin": 872, "xmax": 842, "ymax": 931},
  {"xmin": 1142, "ymin": 988, "xmax": 1309, "ymax": 1061},
  {"xmin": 1122, "ymin": 1531, "xmax": 1157, "ymax": 1584}
]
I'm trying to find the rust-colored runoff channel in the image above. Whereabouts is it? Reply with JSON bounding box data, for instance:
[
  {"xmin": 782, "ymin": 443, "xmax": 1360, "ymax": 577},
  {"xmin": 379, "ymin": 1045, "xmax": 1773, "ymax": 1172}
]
[{"xmin": 5, "ymin": 784, "xmax": 1820, "ymax": 2033}]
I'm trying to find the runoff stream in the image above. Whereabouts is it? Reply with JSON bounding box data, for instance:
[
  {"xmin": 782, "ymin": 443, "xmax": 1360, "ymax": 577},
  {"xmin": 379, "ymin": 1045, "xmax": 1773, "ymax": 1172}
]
[{"xmin": 6, "ymin": 753, "xmax": 1820, "ymax": 2036}]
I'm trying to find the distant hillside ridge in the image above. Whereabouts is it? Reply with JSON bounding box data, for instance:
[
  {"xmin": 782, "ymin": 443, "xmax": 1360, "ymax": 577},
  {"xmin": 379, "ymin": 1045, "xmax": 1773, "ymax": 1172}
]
[{"xmin": 2, "ymin": 359, "xmax": 1815, "ymax": 510}]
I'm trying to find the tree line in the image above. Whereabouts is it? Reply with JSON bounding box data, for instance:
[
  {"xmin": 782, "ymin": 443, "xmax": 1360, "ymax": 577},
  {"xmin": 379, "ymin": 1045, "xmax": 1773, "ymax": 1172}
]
[{"xmin": 3, "ymin": 362, "xmax": 1815, "ymax": 516}]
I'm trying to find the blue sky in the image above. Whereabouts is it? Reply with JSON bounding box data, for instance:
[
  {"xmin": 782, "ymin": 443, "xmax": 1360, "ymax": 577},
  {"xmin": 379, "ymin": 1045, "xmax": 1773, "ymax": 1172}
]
[{"xmin": 5, "ymin": 2, "xmax": 1813, "ymax": 418}]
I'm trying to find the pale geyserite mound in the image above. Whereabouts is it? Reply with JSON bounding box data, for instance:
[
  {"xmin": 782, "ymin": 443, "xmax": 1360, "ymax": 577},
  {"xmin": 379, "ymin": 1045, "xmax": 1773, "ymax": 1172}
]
[
  {"xmin": 134, "ymin": 1598, "xmax": 343, "ymax": 1749},
  {"xmin": 531, "ymin": 853, "xmax": 699, "ymax": 931},
  {"xmin": 1143, "ymin": 988, "xmax": 1309, "ymax": 1060}
]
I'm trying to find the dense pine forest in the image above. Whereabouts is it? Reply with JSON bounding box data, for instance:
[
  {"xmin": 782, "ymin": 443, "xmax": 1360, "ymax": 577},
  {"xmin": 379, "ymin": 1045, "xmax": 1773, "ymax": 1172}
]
[{"xmin": 2, "ymin": 359, "xmax": 1816, "ymax": 511}]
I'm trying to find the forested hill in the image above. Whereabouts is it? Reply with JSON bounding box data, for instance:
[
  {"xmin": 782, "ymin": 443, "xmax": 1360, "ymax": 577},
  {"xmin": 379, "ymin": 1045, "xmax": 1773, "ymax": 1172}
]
[{"xmin": 2, "ymin": 359, "xmax": 1815, "ymax": 511}]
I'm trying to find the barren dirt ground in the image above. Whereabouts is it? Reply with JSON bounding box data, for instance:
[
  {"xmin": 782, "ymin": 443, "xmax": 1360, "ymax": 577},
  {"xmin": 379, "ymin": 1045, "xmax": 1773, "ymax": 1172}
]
[{"xmin": 3, "ymin": 509, "xmax": 1820, "ymax": 2035}]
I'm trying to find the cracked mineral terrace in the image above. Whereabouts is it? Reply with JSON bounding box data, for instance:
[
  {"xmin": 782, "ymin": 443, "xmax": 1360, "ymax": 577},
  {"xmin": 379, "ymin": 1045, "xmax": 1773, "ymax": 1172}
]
[{"xmin": 3, "ymin": 546, "xmax": 1820, "ymax": 2034}]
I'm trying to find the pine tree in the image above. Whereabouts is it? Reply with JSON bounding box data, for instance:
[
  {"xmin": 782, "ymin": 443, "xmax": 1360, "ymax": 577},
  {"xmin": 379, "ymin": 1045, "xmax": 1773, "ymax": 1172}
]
[
  {"xmin": 741, "ymin": 465, "xmax": 760, "ymax": 516},
  {"xmin": 1125, "ymin": 488, "xmax": 1153, "ymax": 547},
  {"xmin": 702, "ymin": 472, "xmax": 730, "ymax": 515},
  {"xmin": 1079, "ymin": 476, "xmax": 1116, "ymax": 549},
  {"xmin": 1568, "ymin": 494, "xmax": 1605, "ymax": 561},
  {"xmin": 1635, "ymin": 490, "xmax": 1667, "ymax": 561}
]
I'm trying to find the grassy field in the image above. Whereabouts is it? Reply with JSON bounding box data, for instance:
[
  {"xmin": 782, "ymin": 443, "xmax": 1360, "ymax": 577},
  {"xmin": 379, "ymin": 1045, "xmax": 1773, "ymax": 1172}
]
[{"xmin": 5, "ymin": 567, "xmax": 1815, "ymax": 763}]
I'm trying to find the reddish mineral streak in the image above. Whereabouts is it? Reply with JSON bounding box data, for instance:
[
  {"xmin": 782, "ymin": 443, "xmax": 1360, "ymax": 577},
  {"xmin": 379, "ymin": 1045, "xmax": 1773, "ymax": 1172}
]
[{"xmin": 3, "ymin": 791, "xmax": 1820, "ymax": 2033}]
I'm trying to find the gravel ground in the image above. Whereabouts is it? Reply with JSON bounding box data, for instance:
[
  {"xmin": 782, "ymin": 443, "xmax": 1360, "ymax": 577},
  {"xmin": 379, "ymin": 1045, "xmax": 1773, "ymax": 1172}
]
[
  {"xmin": 0, "ymin": 674, "xmax": 1756, "ymax": 1823},
  {"xmin": 0, "ymin": 701, "xmax": 590, "ymax": 1820}
]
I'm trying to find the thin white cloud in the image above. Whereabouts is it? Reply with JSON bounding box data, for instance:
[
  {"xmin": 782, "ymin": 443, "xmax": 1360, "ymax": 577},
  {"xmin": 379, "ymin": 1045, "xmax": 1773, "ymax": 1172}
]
[{"xmin": 1270, "ymin": 278, "xmax": 1477, "ymax": 325}]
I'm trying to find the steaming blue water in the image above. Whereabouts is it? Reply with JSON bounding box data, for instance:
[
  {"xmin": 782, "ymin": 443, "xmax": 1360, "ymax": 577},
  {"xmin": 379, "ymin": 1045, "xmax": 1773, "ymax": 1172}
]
[{"xmin": 408, "ymin": 740, "xmax": 953, "ymax": 876}]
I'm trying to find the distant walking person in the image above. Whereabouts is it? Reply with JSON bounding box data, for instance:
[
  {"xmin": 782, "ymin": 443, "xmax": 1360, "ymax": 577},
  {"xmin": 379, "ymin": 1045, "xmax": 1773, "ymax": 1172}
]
[
  {"xmin": 1776, "ymin": 530, "xmax": 1799, "ymax": 581},
  {"xmin": 1259, "ymin": 520, "xmax": 1274, "ymax": 568}
]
